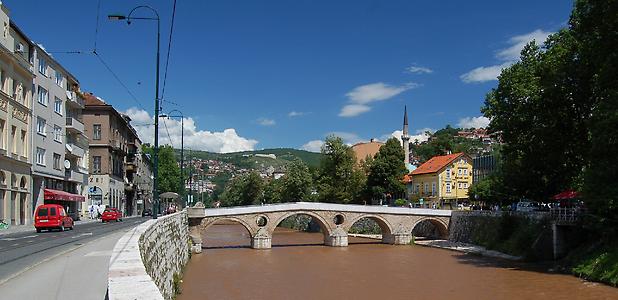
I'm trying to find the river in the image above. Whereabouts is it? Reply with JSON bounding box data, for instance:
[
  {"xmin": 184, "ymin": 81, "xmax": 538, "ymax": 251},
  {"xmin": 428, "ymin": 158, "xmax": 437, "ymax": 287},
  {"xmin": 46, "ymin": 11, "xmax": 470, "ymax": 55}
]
[{"xmin": 177, "ymin": 223, "xmax": 618, "ymax": 300}]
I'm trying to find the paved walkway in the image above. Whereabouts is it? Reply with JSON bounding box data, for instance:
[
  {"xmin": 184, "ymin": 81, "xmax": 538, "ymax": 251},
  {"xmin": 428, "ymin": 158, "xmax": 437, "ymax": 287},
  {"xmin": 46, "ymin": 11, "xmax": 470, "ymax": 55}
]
[{"xmin": 0, "ymin": 228, "xmax": 128, "ymax": 300}]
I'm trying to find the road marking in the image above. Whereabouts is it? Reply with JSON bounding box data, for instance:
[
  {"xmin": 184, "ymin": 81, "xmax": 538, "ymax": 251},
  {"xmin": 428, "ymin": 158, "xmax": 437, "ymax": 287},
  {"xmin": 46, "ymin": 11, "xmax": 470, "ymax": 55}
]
[
  {"xmin": 133, "ymin": 221, "xmax": 140, "ymax": 224},
  {"xmin": 11, "ymin": 243, "xmax": 19, "ymax": 246},
  {"xmin": 0, "ymin": 235, "xmax": 38, "ymax": 241},
  {"xmin": 26, "ymin": 240, "xmax": 33, "ymax": 243},
  {"xmin": 71, "ymin": 232, "xmax": 93, "ymax": 239},
  {"xmin": 84, "ymin": 250, "xmax": 112, "ymax": 257}
]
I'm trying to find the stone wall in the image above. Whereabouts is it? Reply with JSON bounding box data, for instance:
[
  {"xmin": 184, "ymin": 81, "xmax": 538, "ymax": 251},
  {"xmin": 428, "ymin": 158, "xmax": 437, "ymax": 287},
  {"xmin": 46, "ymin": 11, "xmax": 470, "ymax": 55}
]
[{"xmin": 108, "ymin": 211, "xmax": 190, "ymax": 300}]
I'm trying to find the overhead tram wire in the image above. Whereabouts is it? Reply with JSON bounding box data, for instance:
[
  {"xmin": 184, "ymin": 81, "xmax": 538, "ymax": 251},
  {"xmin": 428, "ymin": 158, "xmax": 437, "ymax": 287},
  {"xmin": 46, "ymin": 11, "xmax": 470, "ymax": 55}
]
[
  {"xmin": 92, "ymin": 50, "xmax": 147, "ymax": 111},
  {"xmin": 160, "ymin": 0, "xmax": 177, "ymax": 101},
  {"xmin": 162, "ymin": 117, "xmax": 174, "ymax": 148}
]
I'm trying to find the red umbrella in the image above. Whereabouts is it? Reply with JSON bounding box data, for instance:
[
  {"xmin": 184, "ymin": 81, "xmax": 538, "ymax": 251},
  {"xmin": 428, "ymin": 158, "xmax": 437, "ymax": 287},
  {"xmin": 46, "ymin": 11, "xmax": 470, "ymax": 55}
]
[{"xmin": 552, "ymin": 190, "xmax": 580, "ymax": 200}]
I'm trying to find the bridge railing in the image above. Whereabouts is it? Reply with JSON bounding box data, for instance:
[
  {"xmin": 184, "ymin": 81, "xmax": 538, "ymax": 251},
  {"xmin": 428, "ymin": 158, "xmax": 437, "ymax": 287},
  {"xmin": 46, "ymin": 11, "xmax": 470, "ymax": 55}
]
[{"xmin": 550, "ymin": 207, "xmax": 585, "ymax": 225}]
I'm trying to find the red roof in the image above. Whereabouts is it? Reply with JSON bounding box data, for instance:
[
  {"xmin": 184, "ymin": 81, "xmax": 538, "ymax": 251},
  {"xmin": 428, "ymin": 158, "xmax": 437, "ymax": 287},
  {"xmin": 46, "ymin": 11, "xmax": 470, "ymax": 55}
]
[
  {"xmin": 553, "ymin": 190, "xmax": 580, "ymax": 200},
  {"xmin": 411, "ymin": 153, "xmax": 465, "ymax": 176},
  {"xmin": 44, "ymin": 189, "xmax": 85, "ymax": 202}
]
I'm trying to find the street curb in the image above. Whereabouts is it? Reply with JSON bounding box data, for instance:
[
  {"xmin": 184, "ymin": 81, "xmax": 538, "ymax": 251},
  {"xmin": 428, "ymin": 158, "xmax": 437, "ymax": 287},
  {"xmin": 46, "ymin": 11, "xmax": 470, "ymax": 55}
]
[{"xmin": 0, "ymin": 221, "xmax": 141, "ymax": 286}]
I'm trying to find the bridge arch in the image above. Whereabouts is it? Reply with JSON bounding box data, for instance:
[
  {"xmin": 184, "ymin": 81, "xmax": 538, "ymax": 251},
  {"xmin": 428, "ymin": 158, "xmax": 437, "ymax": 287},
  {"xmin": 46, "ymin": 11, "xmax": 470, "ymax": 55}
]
[
  {"xmin": 199, "ymin": 216, "xmax": 256, "ymax": 244},
  {"xmin": 410, "ymin": 217, "xmax": 449, "ymax": 239},
  {"xmin": 346, "ymin": 214, "xmax": 394, "ymax": 243},
  {"xmin": 271, "ymin": 211, "xmax": 333, "ymax": 245}
]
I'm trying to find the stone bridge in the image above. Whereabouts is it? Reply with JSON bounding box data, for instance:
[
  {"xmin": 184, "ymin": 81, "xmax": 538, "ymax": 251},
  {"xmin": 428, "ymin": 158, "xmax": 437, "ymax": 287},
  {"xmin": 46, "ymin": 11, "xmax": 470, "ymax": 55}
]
[{"xmin": 187, "ymin": 202, "xmax": 452, "ymax": 252}]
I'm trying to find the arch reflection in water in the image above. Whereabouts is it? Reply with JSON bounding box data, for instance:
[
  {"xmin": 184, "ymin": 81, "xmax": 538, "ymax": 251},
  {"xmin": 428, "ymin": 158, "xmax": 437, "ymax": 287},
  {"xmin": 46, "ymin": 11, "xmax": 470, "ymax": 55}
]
[
  {"xmin": 202, "ymin": 219, "xmax": 252, "ymax": 249},
  {"xmin": 272, "ymin": 213, "xmax": 328, "ymax": 247}
]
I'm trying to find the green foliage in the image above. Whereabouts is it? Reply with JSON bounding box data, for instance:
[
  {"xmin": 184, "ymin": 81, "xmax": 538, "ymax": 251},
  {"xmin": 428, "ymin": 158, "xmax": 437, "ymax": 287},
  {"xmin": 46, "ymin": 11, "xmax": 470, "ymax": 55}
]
[
  {"xmin": 468, "ymin": 175, "xmax": 503, "ymax": 204},
  {"xmin": 263, "ymin": 178, "xmax": 283, "ymax": 204},
  {"xmin": 317, "ymin": 135, "xmax": 365, "ymax": 204},
  {"xmin": 219, "ymin": 171, "xmax": 264, "ymax": 206},
  {"xmin": 469, "ymin": 214, "xmax": 547, "ymax": 259},
  {"xmin": 144, "ymin": 145, "xmax": 182, "ymax": 195},
  {"xmin": 571, "ymin": 241, "xmax": 618, "ymax": 286},
  {"xmin": 412, "ymin": 125, "xmax": 484, "ymax": 162},
  {"xmin": 365, "ymin": 138, "xmax": 407, "ymax": 200},
  {"xmin": 179, "ymin": 148, "xmax": 323, "ymax": 169},
  {"xmin": 281, "ymin": 159, "xmax": 313, "ymax": 202},
  {"xmin": 394, "ymin": 199, "xmax": 407, "ymax": 207}
]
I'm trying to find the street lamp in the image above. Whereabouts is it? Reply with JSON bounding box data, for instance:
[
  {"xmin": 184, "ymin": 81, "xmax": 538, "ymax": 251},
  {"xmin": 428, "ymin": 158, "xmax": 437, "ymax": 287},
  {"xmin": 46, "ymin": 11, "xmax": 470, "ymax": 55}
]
[
  {"xmin": 160, "ymin": 109, "xmax": 185, "ymax": 208},
  {"xmin": 109, "ymin": 6, "xmax": 161, "ymax": 219}
]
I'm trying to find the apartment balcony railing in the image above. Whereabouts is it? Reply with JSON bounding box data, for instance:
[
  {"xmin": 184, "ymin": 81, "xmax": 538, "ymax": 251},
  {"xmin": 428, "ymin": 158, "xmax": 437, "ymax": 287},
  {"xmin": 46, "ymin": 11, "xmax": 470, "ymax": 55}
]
[
  {"xmin": 66, "ymin": 117, "xmax": 84, "ymax": 134},
  {"xmin": 66, "ymin": 91, "xmax": 85, "ymax": 108},
  {"xmin": 64, "ymin": 168, "xmax": 86, "ymax": 183}
]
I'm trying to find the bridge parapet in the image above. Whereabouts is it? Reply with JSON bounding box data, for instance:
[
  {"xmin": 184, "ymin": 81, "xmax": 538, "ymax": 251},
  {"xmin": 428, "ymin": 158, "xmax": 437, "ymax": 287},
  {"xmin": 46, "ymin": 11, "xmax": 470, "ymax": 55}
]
[{"xmin": 188, "ymin": 202, "xmax": 452, "ymax": 251}]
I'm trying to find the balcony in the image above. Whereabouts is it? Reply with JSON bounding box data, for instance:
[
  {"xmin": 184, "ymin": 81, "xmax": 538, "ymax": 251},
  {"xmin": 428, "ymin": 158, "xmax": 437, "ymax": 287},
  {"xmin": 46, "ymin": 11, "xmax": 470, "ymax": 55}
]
[
  {"xmin": 64, "ymin": 169, "xmax": 86, "ymax": 183},
  {"xmin": 65, "ymin": 91, "xmax": 85, "ymax": 109},
  {"xmin": 66, "ymin": 117, "xmax": 84, "ymax": 134},
  {"xmin": 65, "ymin": 142, "xmax": 85, "ymax": 159}
]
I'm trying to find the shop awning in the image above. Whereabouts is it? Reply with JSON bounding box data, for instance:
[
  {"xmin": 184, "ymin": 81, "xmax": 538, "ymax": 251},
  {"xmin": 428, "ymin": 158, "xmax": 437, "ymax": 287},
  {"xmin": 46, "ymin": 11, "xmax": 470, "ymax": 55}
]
[
  {"xmin": 44, "ymin": 189, "xmax": 85, "ymax": 202},
  {"xmin": 552, "ymin": 190, "xmax": 580, "ymax": 200}
]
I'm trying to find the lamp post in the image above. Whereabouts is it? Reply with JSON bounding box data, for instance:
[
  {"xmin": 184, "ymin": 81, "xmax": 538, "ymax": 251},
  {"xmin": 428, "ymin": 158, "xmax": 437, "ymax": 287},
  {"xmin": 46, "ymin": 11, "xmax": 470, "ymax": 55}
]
[
  {"xmin": 160, "ymin": 109, "xmax": 185, "ymax": 208},
  {"xmin": 109, "ymin": 6, "xmax": 161, "ymax": 219}
]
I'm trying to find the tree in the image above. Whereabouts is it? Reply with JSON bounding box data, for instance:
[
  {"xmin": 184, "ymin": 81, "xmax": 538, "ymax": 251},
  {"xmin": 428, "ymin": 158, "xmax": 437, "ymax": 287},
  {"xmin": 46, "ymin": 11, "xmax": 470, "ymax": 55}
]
[
  {"xmin": 317, "ymin": 135, "xmax": 365, "ymax": 204},
  {"xmin": 281, "ymin": 159, "xmax": 313, "ymax": 202},
  {"xmin": 219, "ymin": 171, "xmax": 264, "ymax": 207},
  {"xmin": 365, "ymin": 138, "xmax": 407, "ymax": 201},
  {"xmin": 263, "ymin": 178, "xmax": 283, "ymax": 204},
  {"xmin": 144, "ymin": 145, "xmax": 182, "ymax": 195}
]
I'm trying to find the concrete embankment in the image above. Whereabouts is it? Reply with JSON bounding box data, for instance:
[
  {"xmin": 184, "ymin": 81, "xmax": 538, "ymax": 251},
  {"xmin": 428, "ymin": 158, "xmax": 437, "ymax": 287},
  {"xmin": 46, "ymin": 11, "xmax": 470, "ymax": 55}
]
[{"xmin": 107, "ymin": 211, "xmax": 190, "ymax": 300}]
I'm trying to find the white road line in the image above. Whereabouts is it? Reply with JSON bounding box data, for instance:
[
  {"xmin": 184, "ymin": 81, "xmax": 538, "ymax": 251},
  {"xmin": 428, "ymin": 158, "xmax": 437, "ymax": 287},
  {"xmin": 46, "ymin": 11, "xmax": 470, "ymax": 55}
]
[
  {"xmin": 71, "ymin": 233, "xmax": 93, "ymax": 239},
  {"xmin": 11, "ymin": 243, "xmax": 19, "ymax": 246},
  {"xmin": 0, "ymin": 235, "xmax": 38, "ymax": 241}
]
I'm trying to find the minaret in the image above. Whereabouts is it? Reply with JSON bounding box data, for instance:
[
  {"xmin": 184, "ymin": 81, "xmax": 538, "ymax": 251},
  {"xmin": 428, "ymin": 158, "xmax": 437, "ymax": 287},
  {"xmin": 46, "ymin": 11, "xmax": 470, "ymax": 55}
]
[{"xmin": 402, "ymin": 105, "xmax": 410, "ymax": 165}]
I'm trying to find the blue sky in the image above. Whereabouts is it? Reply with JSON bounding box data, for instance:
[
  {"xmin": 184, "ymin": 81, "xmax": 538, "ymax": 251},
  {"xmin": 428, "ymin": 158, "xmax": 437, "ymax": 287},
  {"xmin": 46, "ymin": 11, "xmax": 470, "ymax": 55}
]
[{"xmin": 6, "ymin": 0, "xmax": 573, "ymax": 152}]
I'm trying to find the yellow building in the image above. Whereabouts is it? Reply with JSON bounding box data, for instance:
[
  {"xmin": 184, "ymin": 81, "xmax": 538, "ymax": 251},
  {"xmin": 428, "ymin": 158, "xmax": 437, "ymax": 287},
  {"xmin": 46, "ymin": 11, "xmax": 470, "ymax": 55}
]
[{"xmin": 408, "ymin": 153, "xmax": 472, "ymax": 208}]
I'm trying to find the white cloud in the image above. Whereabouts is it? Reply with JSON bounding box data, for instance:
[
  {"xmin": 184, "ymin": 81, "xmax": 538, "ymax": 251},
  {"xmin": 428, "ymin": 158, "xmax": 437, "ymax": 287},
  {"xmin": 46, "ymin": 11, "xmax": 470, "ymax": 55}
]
[
  {"xmin": 406, "ymin": 65, "xmax": 433, "ymax": 74},
  {"xmin": 257, "ymin": 118, "xmax": 276, "ymax": 126},
  {"xmin": 328, "ymin": 132, "xmax": 364, "ymax": 145},
  {"xmin": 301, "ymin": 140, "xmax": 324, "ymax": 153},
  {"xmin": 125, "ymin": 108, "xmax": 258, "ymax": 153},
  {"xmin": 460, "ymin": 62, "xmax": 512, "ymax": 83},
  {"xmin": 339, "ymin": 82, "xmax": 419, "ymax": 117},
  {"xmin": 288, "ymin": 111, "xmax": 306, "ymax": 117},
  {"xmin": 338, "ymin": 104, "xmax": 371, "ymax": 117},
  {"xmin": 461, "ymin": 29, "xmax": 553, "ymax": 83},
  {"xmin": 383, "ymin": 128, "xmax": 433, "ymax": 145},
  {"xmin": 458, "ymin": 116, "xmax": 490, "ymax": 129}
]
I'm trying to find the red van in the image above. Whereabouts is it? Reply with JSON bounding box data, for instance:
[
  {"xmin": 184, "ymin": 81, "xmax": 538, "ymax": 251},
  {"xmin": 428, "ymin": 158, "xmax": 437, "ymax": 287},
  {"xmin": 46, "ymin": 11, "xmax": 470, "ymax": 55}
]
[{"xmin": 34, "ymin": 204, "xmax": 74, "ymax": 232}]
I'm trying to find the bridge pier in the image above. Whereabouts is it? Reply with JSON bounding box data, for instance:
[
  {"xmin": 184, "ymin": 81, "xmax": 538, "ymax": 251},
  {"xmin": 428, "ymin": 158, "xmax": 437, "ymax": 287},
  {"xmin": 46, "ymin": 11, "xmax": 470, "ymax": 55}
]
[
  {"xmin": 251, "ymin": 236, "xmax": 272, "ymax": 249},
  {"xmin": 391, "ymin": 233, "xmax": 413, "ymax": 245},
  {"xmin": 326, "ymin": 228, "xmax": 348, "ymax": 247}
]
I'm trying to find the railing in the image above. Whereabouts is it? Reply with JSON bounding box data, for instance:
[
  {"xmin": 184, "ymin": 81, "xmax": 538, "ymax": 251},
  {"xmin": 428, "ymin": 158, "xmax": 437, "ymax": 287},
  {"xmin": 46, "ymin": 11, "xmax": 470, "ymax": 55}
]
[
  {"xmin": 66, "ymin": 117, "xmax": 84, "ymax": 133},
  {"xmin": 550, "ymin": 208, "xmax": 585, "ymax": 225}
]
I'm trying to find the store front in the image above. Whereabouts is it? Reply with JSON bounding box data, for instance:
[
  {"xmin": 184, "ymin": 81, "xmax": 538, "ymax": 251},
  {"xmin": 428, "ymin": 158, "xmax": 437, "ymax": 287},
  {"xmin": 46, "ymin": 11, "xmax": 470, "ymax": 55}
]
[{"xmin": 43, "ymin": 188, "xmax": 85, "ymax": 221}]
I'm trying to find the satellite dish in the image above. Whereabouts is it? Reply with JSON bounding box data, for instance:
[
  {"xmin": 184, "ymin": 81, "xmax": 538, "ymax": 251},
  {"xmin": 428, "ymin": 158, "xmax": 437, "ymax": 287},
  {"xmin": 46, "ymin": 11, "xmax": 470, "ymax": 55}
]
[
  {"xmin": 64, "ymin": 160, "xmax": 71, "ymax": 169},
  {"xmin": 65, "ymin": 144, "xmax": 73, "ymax": 152}
]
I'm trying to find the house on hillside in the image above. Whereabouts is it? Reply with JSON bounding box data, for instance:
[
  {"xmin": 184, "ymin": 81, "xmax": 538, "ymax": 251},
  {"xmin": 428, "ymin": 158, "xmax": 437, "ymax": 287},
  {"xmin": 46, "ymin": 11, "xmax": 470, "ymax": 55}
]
[{"xmin": 407, "ymin": 152, "xmax": 472, "ymax": 209}]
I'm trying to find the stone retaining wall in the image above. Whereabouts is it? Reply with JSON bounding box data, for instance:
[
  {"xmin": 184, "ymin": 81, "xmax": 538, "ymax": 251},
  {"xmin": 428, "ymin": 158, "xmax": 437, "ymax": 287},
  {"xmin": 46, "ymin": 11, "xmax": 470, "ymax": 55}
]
[{"xmin": 108, "ymin": 211, "xmax": 190, "ymax": 300}]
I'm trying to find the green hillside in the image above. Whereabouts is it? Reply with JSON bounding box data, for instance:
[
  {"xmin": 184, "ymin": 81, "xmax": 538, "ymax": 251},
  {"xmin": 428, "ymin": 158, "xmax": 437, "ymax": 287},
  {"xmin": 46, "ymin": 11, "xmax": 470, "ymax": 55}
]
[{"xmin": 175, "ymin": 148, "xmax": 322, "ymax": 169}]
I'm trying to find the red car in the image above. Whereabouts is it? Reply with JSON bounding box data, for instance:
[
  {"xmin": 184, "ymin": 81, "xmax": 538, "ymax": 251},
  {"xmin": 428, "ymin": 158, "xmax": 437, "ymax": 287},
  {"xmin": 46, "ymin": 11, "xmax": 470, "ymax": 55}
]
[
  {"xmin": 34, "ymin": 204, "xmax": 74, "ymax": 232},
  {"xmin": 102, "ymin": 207, "xmax": 123, "ymax": 222}
]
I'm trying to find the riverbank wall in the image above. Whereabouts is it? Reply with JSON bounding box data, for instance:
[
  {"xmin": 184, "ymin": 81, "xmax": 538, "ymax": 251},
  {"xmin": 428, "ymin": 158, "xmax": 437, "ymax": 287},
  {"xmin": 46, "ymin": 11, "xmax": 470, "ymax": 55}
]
[
  {"xmin": 448, "ymin": 211, "xmax": 554, "ymax": 260},
  {"xmin": 108, "ymin": 211, "xmax": 190, "ymax": 300}
]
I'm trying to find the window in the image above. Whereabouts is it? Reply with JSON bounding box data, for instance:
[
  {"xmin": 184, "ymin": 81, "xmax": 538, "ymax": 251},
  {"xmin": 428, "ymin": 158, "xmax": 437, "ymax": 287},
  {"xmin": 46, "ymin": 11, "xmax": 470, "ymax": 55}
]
[
  {"xmin": 54, "ymin": 98, "xmax": 62, "ymax": 115},
  {"xmin": 463, "ymin": 182, "xmax": 468, "ymax": 189},
  {"xmin": 37, "ymin": 117, "xmax": 46, "ymax": 135},
  {"xmin": 36, "ymin": 147, "xmax": 46, "ymax": 165},
  {"xmin": 49, "ymin": 207, "xmax": 56, "ymax": 216},
  {"xmin": 38, "ymin": 58, "xmax": 47, "ymax": 76},
  {"xmin": 431, "ymin": 182, "xmax": 436, "ymax": 195},
  {"xmin": 93, "ymin": 124, "xmax": 101, "ymax": 140},
  {"xmin": 37, "ymin": 86, "xmax": 48, "ymax": 106},
  {"xmin": 446, "ymin": 182, "xmax": 451, "ymax": 194},
  {"xmin": 54, "ymin": 125, "xmax": 62, "ymax": 142},
  {"xmin": 93, "ymin": 156, "xmax": 101, "ymax": 174},
  {"xmin": 424, "ymin": 183, "xmax": 429, "ymax": 194},
  {"xmin": 458, "ymin": 182, "xmax": 462, "ymax": 189},
  {"xmin": 458, "ymin": 168, "xmax": 462, "ymax": 175},
  {"xmin": 20, "ymin": 130, "xmax": 26, "ymax": 156},
  {"xmin": 10, "ymin": 126, "xmax": 16, "ymax": 153},
  {"xmin": 464, "ymin": 169, "xmax": 468, "ymax": 175},
  {"xmin": 446, "ymin": 168, "xmax": 451, "ymax": 179},
  {"xmin": 0, "ymin": 118, "xmax": 4, "ymax": 149},
  {"xmin": 3, "ymin": 22, "xmax": 7, "ymax": 38},
  {"xmin": 53, "ymin": 153, "xmax": 61, "ymax": 170},
  {"xmin": 415, "ymin": 184, "xmax": 420, "ymax": 194},
  {"xmin": 55, "ymin": 71, "xmax": 63, "ymax": 86}
]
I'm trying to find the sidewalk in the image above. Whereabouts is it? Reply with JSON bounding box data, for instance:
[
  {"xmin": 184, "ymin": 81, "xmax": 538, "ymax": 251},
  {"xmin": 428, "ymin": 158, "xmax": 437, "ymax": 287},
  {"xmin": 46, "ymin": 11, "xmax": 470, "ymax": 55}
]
[{"xmin": 0, "ymin": 215, "xmax": 141, "ymax": 237}]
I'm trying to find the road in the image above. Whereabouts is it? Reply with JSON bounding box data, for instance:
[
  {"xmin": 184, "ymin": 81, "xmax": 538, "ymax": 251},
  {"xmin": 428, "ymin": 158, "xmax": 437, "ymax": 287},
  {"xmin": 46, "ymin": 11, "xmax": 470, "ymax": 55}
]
[{"xmin": 0, "ymin": 217, "xmax": 148, "ymax": 286}]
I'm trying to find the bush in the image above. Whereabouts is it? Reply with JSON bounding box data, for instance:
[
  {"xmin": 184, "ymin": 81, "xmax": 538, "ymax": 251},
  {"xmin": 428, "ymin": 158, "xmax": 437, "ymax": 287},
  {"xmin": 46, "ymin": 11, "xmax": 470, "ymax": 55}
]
[{"xmin": 394, "ymin": 198, "xmax": 407, "ymax": 207}]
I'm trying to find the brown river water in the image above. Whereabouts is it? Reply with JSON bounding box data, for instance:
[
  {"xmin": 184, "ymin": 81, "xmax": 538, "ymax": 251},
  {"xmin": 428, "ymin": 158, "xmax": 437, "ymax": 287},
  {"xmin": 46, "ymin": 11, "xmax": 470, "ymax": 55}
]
[{"xmin": 177, "ymin": 223, "xmax": 618, "ymax": 300}]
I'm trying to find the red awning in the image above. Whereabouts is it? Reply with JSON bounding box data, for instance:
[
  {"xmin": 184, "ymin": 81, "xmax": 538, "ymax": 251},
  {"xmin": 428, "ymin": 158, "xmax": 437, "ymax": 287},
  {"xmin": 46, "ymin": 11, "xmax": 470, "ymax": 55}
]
[
  {"xmin": 44, "ymin": 189, "xmax": 86, "ymax": 202},
  {"xmin": 552, "ymin": 190, "xmax": 580, "ymax": 200}
]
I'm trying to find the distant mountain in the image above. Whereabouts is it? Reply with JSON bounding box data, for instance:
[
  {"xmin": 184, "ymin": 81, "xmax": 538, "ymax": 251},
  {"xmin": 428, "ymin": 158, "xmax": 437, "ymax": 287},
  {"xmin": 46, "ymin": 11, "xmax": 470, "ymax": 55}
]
[{"xmin": 175, "ymin": 148, "xmax": 323, "ymax": 169}]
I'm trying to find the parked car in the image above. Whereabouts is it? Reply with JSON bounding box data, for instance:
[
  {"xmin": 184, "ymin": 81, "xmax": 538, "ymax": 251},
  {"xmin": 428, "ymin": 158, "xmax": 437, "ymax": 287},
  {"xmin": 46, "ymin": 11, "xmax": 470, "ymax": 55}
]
[
  {"xmin": 102, "ymin": 208, "xmax": 123, "ymax": 222},
  {"xmin": 141, "ymin": 208, "xmax": 152, "ymax": 217},
  {"xmin": 516, "ymin": 201, "xmax": 540, "ymax": 212},
  {"xmin": 34, "ymin": 204, "xmax": 74, "ymax": 232}
]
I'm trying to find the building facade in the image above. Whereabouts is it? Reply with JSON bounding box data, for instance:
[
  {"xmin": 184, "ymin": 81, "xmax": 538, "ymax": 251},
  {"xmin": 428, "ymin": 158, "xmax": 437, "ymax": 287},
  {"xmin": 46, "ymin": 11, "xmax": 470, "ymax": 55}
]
[
  {"xmin": 31, "ymin": 44, "xmax": 88, "ymax": 220},
  {"xmin": 472, "ymin": 154, "xmax": 497, "ymax": 184},
  {"xmin": 82, "ymin": 94, "xmax": 141, "ymax": 216},
  {"xmin": 0, "ymin": 5, "xmax": 34, "ymax": 226},
  {"xmin": 408, "ymin": 152, "xmax": 472, "ymax": 208}
]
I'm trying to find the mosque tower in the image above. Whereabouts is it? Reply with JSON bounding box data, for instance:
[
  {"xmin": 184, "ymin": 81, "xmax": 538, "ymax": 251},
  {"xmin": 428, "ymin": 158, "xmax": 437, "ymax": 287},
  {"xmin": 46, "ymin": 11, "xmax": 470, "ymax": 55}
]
[{"xmin": 402, "ymin": 105, "xmax": 410, "ymax": 165}]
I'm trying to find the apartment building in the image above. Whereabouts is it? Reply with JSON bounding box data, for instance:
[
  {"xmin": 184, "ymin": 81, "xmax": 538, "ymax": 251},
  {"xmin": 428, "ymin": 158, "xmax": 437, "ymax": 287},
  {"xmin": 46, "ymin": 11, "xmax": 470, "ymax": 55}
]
[
  {"xmin": 82, "ymin": 94, "xmax": 141, "ymax": 215},
  {"xmin": 126, "ymin": 138, "xmax": 153, "ymax": 215},
  {"xmin": 30, "ymin": 44, "xmax": 88, "ymax": 220},
  {"xmin": 0, "ymin": 5, "xmax": 34, "ymax": 226}
]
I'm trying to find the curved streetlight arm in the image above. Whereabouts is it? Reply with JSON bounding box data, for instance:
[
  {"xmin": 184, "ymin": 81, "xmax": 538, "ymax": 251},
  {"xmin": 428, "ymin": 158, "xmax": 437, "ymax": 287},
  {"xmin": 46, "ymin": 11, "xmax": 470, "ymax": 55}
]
[{"xmin": 126, "ymin": 5, "xmax": 160, "ymax": 23}]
